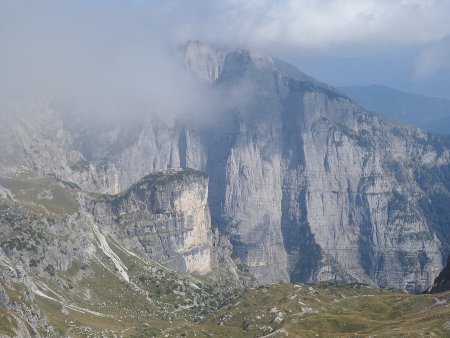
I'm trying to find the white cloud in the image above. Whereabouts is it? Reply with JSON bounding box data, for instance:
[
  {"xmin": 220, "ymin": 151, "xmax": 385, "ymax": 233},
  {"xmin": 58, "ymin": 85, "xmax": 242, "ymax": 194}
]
[
  {"xmin": 0, "ymin": 1, "xmax": 212, "ymax": 119},
  {"xmin": 1, "ymin": 0, "xmax": 449, "ymax": 108},
  {"xmin": 415, "ymin": 35, "xmax": 450, "ymax": 79},
  {"xmin": 158, "ymin": 0, "xmax": 450, "ymax": 51}
]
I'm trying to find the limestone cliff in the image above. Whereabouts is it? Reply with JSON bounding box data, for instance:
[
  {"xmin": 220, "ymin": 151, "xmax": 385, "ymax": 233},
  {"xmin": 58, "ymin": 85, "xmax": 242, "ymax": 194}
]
[
  {"xmin": 92, "ymin": 168, "xmax": 213, "ymax": 274},
  {"xmin": 1, "ymin": 41, "xmax": 449, "ymax": 292},
  {"xmin": 0, "ymin": 169, "xmax": 241, "ymax": 336}
]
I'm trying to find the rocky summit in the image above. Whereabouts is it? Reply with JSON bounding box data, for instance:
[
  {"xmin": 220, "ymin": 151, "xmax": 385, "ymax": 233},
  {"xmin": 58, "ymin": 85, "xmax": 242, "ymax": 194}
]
[{"xmin": 1, "ymin": 41, "xmax": 450, "ymax": 336}]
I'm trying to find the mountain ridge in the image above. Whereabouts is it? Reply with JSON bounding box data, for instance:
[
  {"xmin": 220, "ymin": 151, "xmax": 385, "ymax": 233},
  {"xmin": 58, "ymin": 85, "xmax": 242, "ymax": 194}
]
[
  {"xmin": 339, "ymin": 84, "xmax": 450, "ymax": 134},
  {"xmin": 1, "ymin": 41, "xmax": 449, "ymax": 292},
  {"xmin": 1, "ymin": 41, "xmax": 450, "ymax": 336}
]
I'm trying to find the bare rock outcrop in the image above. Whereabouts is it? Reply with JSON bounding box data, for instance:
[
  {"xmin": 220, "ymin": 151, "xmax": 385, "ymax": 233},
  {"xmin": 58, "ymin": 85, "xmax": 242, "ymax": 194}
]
[{"xmin": 1, "ymin": 42, "xmax": 449, "ymax": 292}]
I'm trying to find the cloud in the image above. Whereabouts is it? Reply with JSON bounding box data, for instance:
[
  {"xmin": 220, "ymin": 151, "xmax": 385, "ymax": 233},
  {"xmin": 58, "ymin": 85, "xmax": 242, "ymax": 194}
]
[
  {"xmin": 1, "ymin": 0, "xmax": 449, "ymax": 114},
  {"xmin": 154, "ymin": 0, "xmax": 450, "ymax": 52},
  {"xmin": 415, "ymin": 35, "xmax": 450, "ymax": 79},
  {"xmin": 0, "ymin": 1, "xmax": 211, "ymax": 119}
]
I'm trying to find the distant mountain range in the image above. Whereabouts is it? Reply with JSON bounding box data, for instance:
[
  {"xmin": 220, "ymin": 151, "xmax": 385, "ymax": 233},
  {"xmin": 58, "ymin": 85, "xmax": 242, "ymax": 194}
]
[{"xmin": 339, "ymin": 85, "xmax": 450, "ymax": 135}]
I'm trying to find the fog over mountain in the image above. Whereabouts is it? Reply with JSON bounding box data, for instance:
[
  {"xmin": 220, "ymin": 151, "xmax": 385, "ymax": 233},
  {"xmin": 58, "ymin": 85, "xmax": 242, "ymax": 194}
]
[
  {"xmin": 1, "ymin": 0, "xmax": 450, "ymax": 293},
  {"xmin": 1, "ymin": 2, "xmax": 450, "ymax": 337},
  {"xmin": 0, "ymin": 1, "xmax": 216, "ymax": 122},
  {"xmin": 1, "ymin": 0, "xmax": 450, "ymax": 106}
]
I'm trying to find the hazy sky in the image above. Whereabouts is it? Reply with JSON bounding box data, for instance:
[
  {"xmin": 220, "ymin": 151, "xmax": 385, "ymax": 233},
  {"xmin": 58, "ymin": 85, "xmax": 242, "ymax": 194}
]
[{"xmin": 1, "ymin": 0, "xmax": 450, "ymax": 101}]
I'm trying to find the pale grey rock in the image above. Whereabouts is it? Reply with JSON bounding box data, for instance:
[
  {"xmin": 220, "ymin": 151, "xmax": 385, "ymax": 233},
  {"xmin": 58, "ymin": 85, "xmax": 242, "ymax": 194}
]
[
  {"xmin": 0, "ymin": 98, "xmax": 120, "ymax": 194},
  {"xmin": 297, "ymin": 92, "xmax": 443, "ymax": 291},
  {"xmin": 92, "ymin": 168, "xmax": 214, "ymax": 274},
  {"xmin": 0, "ymin": 169, "xmax": 240, "ymax": 334},
  {"xmin": 1, "ymin": 43, "xmax": 449, "ymax": 292},
  {"xmin": 183, "ymin": 40, "xmax": 225, "ymax": 83},
  {"xmin": 0, "ymin": 185, "xmax": 12, "ymax": 199},
  {"xmin": 0, "ymin": 284, "xmax": 9, "ymax": 306}
]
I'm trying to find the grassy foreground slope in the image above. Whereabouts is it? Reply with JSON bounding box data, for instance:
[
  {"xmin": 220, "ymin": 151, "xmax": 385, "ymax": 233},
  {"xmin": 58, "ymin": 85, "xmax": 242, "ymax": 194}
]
[
  {"xmin": 177, "ymin": 284, "xmax": 450, "ymax": 338},
  {"xmin": 3, "ymin": 278, "xmax": 450, "ymax": 337}
]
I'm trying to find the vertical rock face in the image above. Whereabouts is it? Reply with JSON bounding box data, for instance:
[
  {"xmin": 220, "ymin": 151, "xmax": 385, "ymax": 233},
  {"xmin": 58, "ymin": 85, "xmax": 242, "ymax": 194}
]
[
  {"xmin": 202, "ymin": 49, "xmax": 290, "ymax": 284},
  {"xmin": 93, "ymin": 168, "xmax": 213, "ymax": 274},
  {"xmin": 1, "ymin": 41, "xmax": 450, "ymax": 291},
  {"xmin": 294, "ymin": 93, "xmax": 444, "ymax": 292}
]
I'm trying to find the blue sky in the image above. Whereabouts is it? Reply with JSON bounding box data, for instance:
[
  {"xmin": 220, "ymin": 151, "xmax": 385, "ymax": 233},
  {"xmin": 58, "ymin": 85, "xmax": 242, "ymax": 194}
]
[
  {"xmin": 289, "ymin": 46, "xmax": 450, "ymax": 99},
  {"xmin": 1, "ymin": 0, "xmax": 450, "ymax": 99}
]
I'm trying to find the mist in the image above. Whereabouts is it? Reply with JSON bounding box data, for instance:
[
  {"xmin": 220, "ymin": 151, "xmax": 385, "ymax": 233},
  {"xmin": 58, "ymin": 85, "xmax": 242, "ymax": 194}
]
[
  {"xmin": 415, "ymin": 35, "xmax": 450, "ymax": 80},
  {"xmin": 0, "ymin": 1, "xmax": 216, "ymax": 122},
  {"xmin": 2, "ymin": 0, "xmax": 450, "ymax": 115}
]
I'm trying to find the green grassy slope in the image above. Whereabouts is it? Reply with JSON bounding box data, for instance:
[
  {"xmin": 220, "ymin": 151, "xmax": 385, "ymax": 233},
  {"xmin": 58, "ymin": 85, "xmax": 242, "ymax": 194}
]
[
  {"xmin": 9, "ymin": 281, "xmax": 447, "ymax": 337},
  {"xmin": 1, "ymin": 174, "xmax": 449, "ymax": 337}
]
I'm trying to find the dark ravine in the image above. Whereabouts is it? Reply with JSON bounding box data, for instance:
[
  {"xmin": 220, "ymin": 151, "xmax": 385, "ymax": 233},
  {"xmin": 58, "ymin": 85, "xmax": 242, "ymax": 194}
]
[
  {"xmin": 1, "ymin": 41, "xmax": 450, "ymax": 293},
  {"xmin": 426, "ymin": 255, "xmax": 450, "ymax": 294}
]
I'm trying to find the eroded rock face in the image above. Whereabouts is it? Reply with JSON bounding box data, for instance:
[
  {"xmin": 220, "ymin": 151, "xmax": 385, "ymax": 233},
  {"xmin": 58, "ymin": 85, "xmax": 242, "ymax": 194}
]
[
  {"xmin": 93, "ymin": 168, "xmax": 213, "ymax": 274},
  {"xmin": 0, "ymin": 99, "xmax": 121, "ymax": 194},
  {"xmin": 295, "ymin": 93, "xmax": 444, "ymax": 292},
  {"xmin": 1, "ymin": 41, "xmax": 449, "ymax": 291},
  {"xmin": 0, "ymin": 170, "xmax": 242, "ymax": 336}
]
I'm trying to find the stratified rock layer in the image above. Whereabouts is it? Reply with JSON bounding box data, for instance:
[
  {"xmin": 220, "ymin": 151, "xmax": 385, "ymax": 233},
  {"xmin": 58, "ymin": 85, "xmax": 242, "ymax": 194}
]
[
  {"xmin": 1, "ymin": 41, "xmax": 449, "ymax": 291},
  {"xmin": 93, "ymin": 168, "xmax": 213, "ymax": 274}
]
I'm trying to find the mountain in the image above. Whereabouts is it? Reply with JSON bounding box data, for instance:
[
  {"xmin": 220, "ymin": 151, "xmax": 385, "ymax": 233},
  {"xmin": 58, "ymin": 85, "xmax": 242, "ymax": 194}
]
[
  {"xmin": 2, "ymin": 41, "xmax": 450, "ymax": 295},
  {"xmin": 2, "ymin": 40, "xmax": 450, "ymax": 336},
  {"xmin": 0, "ymin": 170, "xmax": 243, "ymax": 336},
  {"xmin": 339, "ymin": 85, "xmax": 450, "ymax": 134}
]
